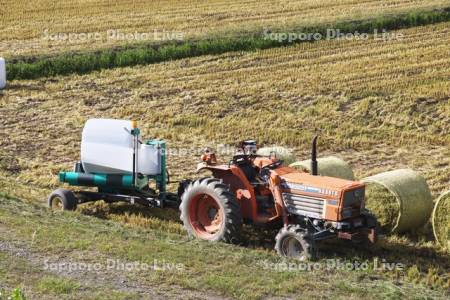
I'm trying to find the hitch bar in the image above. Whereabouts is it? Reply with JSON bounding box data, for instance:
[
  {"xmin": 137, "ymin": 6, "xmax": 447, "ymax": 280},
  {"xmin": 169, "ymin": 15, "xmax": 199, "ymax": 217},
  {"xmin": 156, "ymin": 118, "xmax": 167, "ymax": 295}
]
[{"xmin": 74, "ymin": 191, "xmax": 179, "ymax": 208}]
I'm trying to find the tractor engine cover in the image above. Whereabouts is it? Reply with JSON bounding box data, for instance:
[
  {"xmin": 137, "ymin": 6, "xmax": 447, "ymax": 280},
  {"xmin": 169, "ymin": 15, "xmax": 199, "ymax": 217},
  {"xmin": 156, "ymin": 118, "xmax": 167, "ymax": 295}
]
[
  {"xmin": 277, "ymin": 170, "xmax": 365, "ymax": 222},
  {"xmin": 80, "ymin": 118, "xmax": 161, "ymax": 175}
]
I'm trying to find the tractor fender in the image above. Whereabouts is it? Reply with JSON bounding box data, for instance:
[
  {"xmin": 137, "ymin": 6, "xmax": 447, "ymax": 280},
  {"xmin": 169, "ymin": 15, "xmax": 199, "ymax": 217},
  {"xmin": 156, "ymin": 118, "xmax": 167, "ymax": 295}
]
[
  {"xmin": 195, "ymin": 163, "xmax": 259, "ymax": 221},
  {"xmin": 196, "ymin": 162, "xmax": 231, "ymax": 173}
]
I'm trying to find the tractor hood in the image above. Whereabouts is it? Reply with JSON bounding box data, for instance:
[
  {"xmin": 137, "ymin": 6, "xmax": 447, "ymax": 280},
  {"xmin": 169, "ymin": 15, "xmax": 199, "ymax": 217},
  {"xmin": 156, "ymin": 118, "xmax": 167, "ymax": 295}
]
[{"xmin": 274, "ymin": 167, "xmax": 363, "ymax": 195}]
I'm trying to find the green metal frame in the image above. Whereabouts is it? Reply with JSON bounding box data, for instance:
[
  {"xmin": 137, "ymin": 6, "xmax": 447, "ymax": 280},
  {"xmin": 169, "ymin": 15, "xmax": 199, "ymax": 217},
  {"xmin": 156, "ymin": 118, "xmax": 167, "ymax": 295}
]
[
  {"xmin": 58, "ymin": 139, "xmax": 167, "ymax": 197},
  {"xmin": 146, "ymin": 139, "xmax": 167, "ymax": 197},
  {"xmin": 59, "ymin": 172, "xmax": 148, "ymax": 190}
]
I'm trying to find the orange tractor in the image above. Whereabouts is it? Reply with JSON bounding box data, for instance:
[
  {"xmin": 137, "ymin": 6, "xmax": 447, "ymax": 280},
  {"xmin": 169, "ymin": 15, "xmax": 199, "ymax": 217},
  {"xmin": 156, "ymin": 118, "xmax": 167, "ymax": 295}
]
[
  {"xmin": 50, "ymin": 118, "xmax": 377, "ymax": 260},
  {"xmin": 180, "ymin": 137, "xmax": 378, "ymax": 260}
]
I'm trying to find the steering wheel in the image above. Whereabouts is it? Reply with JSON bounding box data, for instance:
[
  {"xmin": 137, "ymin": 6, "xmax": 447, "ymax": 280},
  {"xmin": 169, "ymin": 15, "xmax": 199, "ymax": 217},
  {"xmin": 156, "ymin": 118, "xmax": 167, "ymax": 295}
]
[
  {"xmin": 263, "ymin": 160, "xmax": 283, "ymax": 170},
  {"xmin": 229, "ymin": 153, "xmax": 252, "ymax": 167},
  {"xmin": 259, "ymin": 160, "xmax": 283, "ymax": 181}
]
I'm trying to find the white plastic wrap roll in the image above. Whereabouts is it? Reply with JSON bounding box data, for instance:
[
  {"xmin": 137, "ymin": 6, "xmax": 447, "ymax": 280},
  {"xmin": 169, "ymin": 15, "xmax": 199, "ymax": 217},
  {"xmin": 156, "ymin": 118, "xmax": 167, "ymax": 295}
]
[
  {"xmin": 80, "ymin": 118, "xmax": 161, "ymax": 175},
  {"xmin": 0, "ymin": 58, "xmax": 6, "ymax": 90}
]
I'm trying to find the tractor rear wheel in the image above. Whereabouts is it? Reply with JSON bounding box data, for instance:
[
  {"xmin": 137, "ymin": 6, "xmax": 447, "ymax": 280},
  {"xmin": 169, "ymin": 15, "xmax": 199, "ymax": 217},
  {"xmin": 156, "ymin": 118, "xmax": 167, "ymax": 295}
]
[
  {"xmin": 275, "ymin": 225, "xmax": 316, "ymax": 260},
  {"xmin": 48, "ymin": 189, "xmax": 78, "ymax": 211},
  {"xmin": 180, "ymin": 178, "xmax": 242, "ymax": 243}
]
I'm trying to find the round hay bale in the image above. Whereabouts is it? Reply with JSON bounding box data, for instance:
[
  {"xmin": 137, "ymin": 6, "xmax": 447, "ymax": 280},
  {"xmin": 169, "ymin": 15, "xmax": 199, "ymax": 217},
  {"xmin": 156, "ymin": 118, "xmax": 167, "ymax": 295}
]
[
  {"xmin": 362, "ymin": 169, "xmax": 433, "ymax": 234},
  {"xmin": 256, "ymin": 146, "xmax": 296, "ymax": 166},
  {"xmin": 364, "ymin": 183, "xmax": 400, "ymax": 233},
  {"xmin": 289, "ymin": 156, "xmax": 355, "ymax": 180},
  {"xmin": 432, "ymin": 191, "xmax": 449, "ymax": 249}
]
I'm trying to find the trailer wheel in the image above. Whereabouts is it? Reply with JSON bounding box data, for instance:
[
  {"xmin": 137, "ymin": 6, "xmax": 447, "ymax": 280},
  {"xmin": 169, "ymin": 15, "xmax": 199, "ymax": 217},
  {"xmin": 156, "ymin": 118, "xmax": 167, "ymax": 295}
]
[
  {"xmin": 180, "ymin": 178, "xmax": 242, "ymax": 243},
  {"xmin": 275, "ymin": 225, "xmax": 316, "ymax": 260},
  {"xmin": 48, "ymin": 189, "xmax": 78, "ymax": 211}
]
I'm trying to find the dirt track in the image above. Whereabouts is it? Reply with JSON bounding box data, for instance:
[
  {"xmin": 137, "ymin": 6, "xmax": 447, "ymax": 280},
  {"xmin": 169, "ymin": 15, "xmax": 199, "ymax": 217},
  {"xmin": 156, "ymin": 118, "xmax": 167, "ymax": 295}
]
[{"xmin": 0, "ymin": 226, "xmax": 229, "ymax": 300}]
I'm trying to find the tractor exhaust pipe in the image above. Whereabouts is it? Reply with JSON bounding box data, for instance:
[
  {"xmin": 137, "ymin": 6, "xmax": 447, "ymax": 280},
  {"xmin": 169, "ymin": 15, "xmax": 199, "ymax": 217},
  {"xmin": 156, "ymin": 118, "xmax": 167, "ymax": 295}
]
[{"xmin": 311, "ymin": 135, "xmax": 318, "ymax": 176}]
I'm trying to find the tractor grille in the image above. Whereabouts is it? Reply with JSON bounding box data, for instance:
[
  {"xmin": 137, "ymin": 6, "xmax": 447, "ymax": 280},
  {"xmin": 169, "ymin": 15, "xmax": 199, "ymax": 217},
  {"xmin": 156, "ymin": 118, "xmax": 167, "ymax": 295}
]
[{"xmin": 282, "ymin": 193, "xmax": 325, "ymax": 219}]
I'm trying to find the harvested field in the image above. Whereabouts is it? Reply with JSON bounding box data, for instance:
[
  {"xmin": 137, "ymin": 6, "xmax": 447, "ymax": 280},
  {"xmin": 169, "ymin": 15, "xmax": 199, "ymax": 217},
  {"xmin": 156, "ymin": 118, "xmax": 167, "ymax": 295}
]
[
  {"xmin": 2, "ymin": 23, "xmax": 449, "ymax": 155},
  {"xmin": 1, "ymin": 22, "xmax": 450, "ymax": 206},
  {"xmin": 1, "ymin": 17, "xmax": 450, "ymax": 299},
  {"xmin": 1, "ymin": 0, "xmax": 450, "ymax": 57}
]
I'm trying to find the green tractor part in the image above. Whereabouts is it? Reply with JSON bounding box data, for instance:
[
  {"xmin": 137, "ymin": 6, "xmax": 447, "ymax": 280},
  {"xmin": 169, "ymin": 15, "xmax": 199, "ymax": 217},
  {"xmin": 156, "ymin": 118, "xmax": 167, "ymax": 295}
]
[
  {"xmin": 148, "ymin": 139, "xmax": 167, "ymax": 195},
  {"xmin": 59, "ymin": 172, "xmax": 149, "ymax": 190},
  {"xmin": 49, "ymin": 119, "xmax": 179, "ymax": 212},
  {"xmin": 58, "ymin": 139, "xmax": 167, "ymax": 193}
]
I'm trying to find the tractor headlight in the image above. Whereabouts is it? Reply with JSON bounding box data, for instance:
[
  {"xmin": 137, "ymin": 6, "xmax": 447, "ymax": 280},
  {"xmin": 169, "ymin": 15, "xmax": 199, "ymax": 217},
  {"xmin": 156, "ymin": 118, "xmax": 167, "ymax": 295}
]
[
  {"xmin": 341, "ymin": 188, "xmax": 365, "ymax": 219},
  {"xmin": 343, "ymin": 188, "xmax": 365, "ymax": 207}
]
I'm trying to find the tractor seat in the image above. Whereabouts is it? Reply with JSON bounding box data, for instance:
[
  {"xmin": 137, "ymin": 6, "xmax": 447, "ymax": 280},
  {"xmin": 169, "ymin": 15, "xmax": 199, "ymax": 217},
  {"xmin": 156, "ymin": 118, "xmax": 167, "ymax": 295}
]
[{"xmin": 238, "ymin": 162, "xmax": 258, "ymax": 184}]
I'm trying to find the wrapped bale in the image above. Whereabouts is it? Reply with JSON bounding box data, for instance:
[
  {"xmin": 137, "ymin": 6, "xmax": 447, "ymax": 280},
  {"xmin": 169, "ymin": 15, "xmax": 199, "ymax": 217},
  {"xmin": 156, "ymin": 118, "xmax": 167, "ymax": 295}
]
[
  {"xmin": 289, "ymin": 156, "xmax": 355, "ymax": 180},
  {"xmin": 256, "ymin": 146, "xmax": 296, "ymax": 166},
  {"xmin": 363, "ymin": 169, "xmax": 433, "ymax": 234},
  {"xmin": 0, "ymin": 57, "xmax": 5, "ymax": 90},
  {"xmin": 432, "ymin": 191, "xmax": 449, "ymax": 249}
]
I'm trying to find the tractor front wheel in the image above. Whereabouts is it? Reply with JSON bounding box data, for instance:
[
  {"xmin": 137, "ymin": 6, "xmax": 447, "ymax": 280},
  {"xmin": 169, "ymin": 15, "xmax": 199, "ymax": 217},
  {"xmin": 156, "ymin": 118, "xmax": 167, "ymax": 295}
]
[
  {"xmin": 48, "ymin": 189, "xmax": 78, "ymax": 211},
  {"xmin": 180, "ymin": 178, "xmax": 242, "ymax": 243},
  {"xmin": 275, "ymin": 225, "xmax": 316, "ymax": 260}
]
